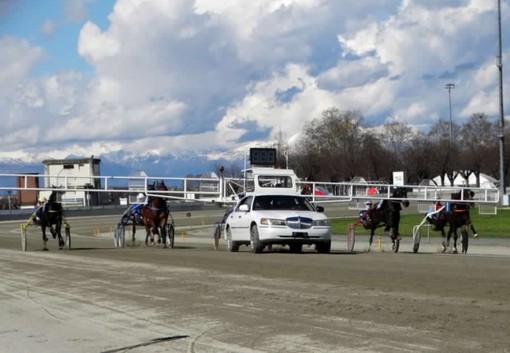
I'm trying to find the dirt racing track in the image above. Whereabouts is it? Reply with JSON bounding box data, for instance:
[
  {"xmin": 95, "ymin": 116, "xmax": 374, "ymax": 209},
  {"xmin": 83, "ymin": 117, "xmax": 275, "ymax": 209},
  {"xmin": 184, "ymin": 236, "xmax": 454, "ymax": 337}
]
[{"xmin": 1, "ymin": 212, "xmax": 510, "ymax": 353}]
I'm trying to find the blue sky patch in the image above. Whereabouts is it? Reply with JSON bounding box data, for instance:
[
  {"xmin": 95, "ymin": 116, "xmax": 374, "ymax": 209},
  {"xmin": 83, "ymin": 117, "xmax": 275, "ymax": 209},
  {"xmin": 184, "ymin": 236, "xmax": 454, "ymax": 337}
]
[
  {"xmin": 275, "ymin": 86, "xmax": 302, "ymax": 103},
  {"xmin": 233, "ymin": 120, "xmax": 272, "ymax": 143}
]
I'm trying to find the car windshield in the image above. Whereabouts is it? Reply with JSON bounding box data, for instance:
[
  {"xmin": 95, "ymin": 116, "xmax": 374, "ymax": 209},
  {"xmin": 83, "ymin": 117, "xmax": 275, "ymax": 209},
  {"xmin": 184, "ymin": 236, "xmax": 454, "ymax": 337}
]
[{"xmin": 252, "ymin": 195, "xmax": 315, "ymax": 211}]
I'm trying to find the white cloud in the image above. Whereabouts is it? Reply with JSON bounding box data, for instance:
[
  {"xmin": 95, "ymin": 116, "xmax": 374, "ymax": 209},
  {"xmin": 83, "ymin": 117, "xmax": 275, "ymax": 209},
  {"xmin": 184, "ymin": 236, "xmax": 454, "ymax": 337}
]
[
  {"xmin": 41, "ymin": 20, "xmax": 56, "ymax": 38},
  {"xmin": 0, "ymin": 37, "xmax": 45, "ymax": 88},
  {"xmin": 0, "ymin": 0, "xmax": 509, "ymax": 164},
  {"xmin": 78, "ymin": 22, "xmax": 120, "ymax": 62},
  {"xmin": 318, "ymin": 56, "xmax": 388, "ymax": 90},
  {"xmin": 64, "ymin": 0, "xmax": 96, "ymax": 23}
]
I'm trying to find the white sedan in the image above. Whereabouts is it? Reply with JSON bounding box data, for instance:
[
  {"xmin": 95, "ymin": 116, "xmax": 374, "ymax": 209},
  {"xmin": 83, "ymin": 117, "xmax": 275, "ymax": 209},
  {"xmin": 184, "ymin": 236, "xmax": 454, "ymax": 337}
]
[{"xmin": 224, "ymin": 193, "xmax": 331, "ymax": 253}]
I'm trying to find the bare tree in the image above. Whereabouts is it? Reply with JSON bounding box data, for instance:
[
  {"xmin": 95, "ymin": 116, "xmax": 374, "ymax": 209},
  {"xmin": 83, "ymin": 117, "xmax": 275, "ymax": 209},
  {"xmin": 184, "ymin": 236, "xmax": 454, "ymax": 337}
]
[
  {"xmin": 405, "ymin": 132, "xmax": 436, "ymax": 183},
  {"xmin": 273, "ymin": 129, "xmax": 289, "ymax": 169},
  {"xmin": 458, "ymin": 113, "xmax": 498, "ymax": 186},
  {"xmin": 291, "ymin": 147, "xmax": 323, "ymax": 181},
  {"xmin": 427, "ymin": 120, "xmax": 459, "ymax": 186},
  {"xmin": 299, "ymin": 108, "xmax": 365, "ymax": 181},
  {"xmin": 287, "ymin": 107, "xmax": 507, "ymax": 187},
  {"xmin": 378, "ymin": 121, "xmax": 415, "ymax": 181},
  {"xmin": 359, "ymin": 131, "xmax": 389, "ymax": 181}
]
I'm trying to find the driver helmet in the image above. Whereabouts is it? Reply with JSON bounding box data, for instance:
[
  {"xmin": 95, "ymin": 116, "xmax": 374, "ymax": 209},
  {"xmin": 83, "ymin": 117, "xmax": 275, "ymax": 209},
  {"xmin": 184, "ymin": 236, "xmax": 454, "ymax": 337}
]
[
  {"xmin": 39, "ymin": 196, "xmax": 47, "ymax": 203},
  {"xmin": 136, "ymin": 193, "xmax": 146, "ymax": 202}
]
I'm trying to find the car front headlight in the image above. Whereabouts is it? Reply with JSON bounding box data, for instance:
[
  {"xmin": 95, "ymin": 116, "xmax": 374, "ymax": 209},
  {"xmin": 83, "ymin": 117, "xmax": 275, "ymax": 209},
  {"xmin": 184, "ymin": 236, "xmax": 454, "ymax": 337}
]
[
  {"xmin": 313, "ymin": 219, "xmax": 330, "ymax": 226},
  {"xmin": 260, "ymin": 218, "xmax": 286, "ymax": 226}
]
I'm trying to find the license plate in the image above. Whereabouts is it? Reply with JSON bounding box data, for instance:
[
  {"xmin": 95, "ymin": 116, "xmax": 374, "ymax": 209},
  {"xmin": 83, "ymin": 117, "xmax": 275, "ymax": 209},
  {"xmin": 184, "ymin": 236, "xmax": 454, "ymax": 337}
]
[{"xmin": 292, "ymin": 232, "xmax": 308, "ymax": 238}]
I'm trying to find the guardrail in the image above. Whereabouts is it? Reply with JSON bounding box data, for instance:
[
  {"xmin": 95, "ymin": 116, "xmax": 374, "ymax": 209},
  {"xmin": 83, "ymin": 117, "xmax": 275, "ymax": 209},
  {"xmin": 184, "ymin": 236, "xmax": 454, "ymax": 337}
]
[
  {"xmin": 297, "ymin": 180, "xmax": 499, "ymax": 204},
  {"xmin": 0, "ymin": 173, "xmax": 500, "ymax": 205}
]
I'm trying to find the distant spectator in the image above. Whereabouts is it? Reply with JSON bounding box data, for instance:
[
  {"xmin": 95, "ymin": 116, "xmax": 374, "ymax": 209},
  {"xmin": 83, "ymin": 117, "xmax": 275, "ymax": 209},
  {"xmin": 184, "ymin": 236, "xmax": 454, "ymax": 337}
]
[{"xmin": 366, "ymin": 186, "xmax": 378, "ymax": 195}]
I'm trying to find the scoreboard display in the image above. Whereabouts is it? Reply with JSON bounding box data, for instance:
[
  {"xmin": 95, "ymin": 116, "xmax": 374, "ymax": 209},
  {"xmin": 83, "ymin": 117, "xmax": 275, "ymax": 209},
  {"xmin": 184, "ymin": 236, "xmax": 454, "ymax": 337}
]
[{"xmin": 249, "ymin": 148, "xmax": 277, "ymax": 166}]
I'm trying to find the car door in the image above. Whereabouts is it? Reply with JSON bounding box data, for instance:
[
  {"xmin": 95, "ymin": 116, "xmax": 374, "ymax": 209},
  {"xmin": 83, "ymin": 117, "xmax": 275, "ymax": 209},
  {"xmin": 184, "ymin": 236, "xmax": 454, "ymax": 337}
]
[{"xmin": 227, "ymin": 196, "xmax": 253, "ymax": 241}]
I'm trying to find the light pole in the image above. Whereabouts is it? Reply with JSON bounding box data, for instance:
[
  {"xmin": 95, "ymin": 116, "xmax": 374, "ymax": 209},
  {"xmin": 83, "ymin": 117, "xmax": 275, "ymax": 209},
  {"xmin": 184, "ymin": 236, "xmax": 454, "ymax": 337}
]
[
  {"xmin": 497, "ymin": 0, "xmax": 506, "ymax": 202},
  {"xmin": 445, "ymin": 83, "xmax": 455, "ymax": 147}
]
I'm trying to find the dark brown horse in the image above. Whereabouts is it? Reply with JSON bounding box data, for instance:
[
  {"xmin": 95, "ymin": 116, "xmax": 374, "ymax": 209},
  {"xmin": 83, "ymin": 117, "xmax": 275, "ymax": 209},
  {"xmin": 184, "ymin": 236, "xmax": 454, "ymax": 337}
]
[
  {"xmin": 357, "ymin": 187, "xmax": 410, "ymax": 252},
  {"xmin": 439, "ymin": 189, "xmax": 477, "ymax": 254},
  {"xmin": 141, "ymin": 181, "xmax": 170, "ymax": 247},
  {"xmin": 425, "ymin": 189, "xmax": 477, "ymax": 254},
  {"xmin": 37, "ymin": 191, "xmax": 65, "ymax": 250}
]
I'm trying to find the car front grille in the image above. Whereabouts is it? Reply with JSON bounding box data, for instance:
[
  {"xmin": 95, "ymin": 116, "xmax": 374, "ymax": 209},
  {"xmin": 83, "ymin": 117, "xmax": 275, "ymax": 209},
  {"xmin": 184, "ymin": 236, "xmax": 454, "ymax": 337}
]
[{"xmin": 286, "ymin": 216, "xmax": 313, "ymax": 229}]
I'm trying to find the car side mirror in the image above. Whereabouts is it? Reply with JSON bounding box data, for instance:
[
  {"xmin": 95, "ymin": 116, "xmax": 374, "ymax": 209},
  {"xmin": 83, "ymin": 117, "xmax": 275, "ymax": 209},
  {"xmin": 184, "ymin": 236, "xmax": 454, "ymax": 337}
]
[
  {"xmin": 316, "ymin": 206, "xmax": 324, "ymax": 212},
  {"xmin": 239, "ymin": 204, "xmax": 250, "ymax": 212}
]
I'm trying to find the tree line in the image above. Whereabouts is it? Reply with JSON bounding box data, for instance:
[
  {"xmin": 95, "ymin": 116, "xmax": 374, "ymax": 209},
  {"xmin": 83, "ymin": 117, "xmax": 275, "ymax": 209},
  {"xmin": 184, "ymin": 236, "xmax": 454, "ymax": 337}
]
[{"xmin": 273, "ymin": 107, "xmax": 508, "ymax": 187}]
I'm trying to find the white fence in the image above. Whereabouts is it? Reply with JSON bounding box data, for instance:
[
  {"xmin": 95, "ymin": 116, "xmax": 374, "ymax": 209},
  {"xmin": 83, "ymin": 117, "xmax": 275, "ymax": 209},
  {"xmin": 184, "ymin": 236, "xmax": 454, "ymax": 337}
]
[{"xmin": 0, "ymin": 172, "xmax": 500, "ymax": 206}]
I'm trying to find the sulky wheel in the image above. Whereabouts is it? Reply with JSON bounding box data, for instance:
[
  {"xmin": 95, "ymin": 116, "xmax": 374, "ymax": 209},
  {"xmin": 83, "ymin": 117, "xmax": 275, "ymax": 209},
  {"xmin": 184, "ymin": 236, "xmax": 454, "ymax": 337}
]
[
  {"xmin": 65, "ymin": 225, "xmax": 71, "ymax": 250},
  {"xmin": 165, "ymin": 224, "xmax": 175, "ymax": 249},
  {"xmin": 347, "ymin": 224, "xmax": 356, "ymax": 253},
  {"xmin": 113, "ymin": 226, "xmax": 120, "ymax": 247},
  {"xmin": 119, "ymin": 226, "xmax": 126, "ymax": 248},
  {"xmin": 412, "ymin": 225, "xmax": 421, "ymax": 254},
  {"xmin": 391, "ymin": 229, "xmax": 400, "ymax": 253},
  {"xmin": 20, "ymin": 224, "xmax": 28, "ymax": 252},
  {"xmin": 114, "ymin": 225, "xmax": 126, "ymax": 248},
  {"xmin": 213, "ymin": 224, "xmax": 221, "ymax": 250}
]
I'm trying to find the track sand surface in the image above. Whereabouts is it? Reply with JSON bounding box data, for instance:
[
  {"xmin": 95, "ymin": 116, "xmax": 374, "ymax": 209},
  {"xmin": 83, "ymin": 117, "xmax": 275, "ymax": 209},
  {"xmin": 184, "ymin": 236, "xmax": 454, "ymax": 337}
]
[{"xmin": 0, "ymin": 215, "xmax": 509, "ymax": 353}]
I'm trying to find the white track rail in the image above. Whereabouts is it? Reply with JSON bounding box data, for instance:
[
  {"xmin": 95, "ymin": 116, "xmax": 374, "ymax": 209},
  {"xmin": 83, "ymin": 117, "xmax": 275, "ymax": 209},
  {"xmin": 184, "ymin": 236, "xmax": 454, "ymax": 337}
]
[{"xmin": 0, "ymin": 173, "xmax": 500, "ymax": 205}]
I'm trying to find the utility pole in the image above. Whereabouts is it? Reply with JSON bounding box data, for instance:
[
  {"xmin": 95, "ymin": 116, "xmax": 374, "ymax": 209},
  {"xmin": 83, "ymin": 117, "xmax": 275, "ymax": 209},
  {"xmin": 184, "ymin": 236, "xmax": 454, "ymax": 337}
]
[
  {"xmin": 497, "ymin": 0, "xmax": 506, "ymax": 202},
  {"xmin": 445, "ymin": 83, "xmax": 455, "ymax": 147}
]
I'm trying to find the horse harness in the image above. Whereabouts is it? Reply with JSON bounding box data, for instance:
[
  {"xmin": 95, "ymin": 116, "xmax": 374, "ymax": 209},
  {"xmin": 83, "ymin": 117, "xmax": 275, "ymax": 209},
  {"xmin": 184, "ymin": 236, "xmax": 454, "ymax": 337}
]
[{"xmin": 146, "ymin": 197, "xmax": 168, "ymax": 212}]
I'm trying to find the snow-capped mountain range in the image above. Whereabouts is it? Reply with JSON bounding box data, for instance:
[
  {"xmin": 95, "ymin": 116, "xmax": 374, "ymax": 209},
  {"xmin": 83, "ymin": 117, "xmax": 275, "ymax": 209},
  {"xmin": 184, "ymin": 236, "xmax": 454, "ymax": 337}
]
[{"xmin": 0, "ymin": 151, "xmax": 246, "ymax": 187}]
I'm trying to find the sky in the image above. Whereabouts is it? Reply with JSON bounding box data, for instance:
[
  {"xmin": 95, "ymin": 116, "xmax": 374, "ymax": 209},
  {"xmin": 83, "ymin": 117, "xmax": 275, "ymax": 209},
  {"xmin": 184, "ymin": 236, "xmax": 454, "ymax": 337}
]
[{"xmin": 0, "ymin": 0, "xmax": 509, "ymax": 164}]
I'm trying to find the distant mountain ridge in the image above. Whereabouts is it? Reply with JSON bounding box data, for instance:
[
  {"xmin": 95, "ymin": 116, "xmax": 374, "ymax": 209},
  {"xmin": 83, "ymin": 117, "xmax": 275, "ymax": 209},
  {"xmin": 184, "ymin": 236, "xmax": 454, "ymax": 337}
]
[
  {"xmin": 0, "ymin": 155, "xmax": 229, "ymax": 177},
  {"xmin": 0, "ymin": 152, "xmax": 244, "ymax": 189}
]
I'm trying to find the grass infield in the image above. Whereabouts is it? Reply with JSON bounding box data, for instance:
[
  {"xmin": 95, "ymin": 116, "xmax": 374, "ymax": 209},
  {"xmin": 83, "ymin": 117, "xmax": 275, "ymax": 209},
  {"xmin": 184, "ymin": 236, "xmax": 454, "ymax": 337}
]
[{"xmin": 330, "ymin": 208, "xmax": 510, "ymax": 238}]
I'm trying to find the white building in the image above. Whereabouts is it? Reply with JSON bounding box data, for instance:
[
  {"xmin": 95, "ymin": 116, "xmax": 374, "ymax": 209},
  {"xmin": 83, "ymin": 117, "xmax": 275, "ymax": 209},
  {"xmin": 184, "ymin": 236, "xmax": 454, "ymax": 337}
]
[
  {"xmin": 127, "ymin": 170, "xmax": 148, "ymax": 204},
  {"xmin": 41, "ymin": 157, "xmax": 101, "ymax": 206}
]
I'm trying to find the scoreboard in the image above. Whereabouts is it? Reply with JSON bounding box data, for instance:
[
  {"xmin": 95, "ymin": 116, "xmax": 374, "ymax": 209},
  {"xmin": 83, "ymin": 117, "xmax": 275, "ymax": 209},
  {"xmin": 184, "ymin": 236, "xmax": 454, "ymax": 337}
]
[{"xmin": 249, "ymin": 148, "xmax": 277, "ymax": 166}]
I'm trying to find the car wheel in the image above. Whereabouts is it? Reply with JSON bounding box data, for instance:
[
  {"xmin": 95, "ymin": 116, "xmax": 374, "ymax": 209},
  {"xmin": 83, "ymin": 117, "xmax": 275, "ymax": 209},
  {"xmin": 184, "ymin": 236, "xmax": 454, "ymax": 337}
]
[
  {"xmin": 226, "ymin": 227, "xmax": 239, "ymax": 252},
  {"xmin": 316, "ymin": 240, "xmax": 331, "ymax": 254},
  {"xmin": 250, "ymin": 225, "xmax": 264, "ymax": 254}
]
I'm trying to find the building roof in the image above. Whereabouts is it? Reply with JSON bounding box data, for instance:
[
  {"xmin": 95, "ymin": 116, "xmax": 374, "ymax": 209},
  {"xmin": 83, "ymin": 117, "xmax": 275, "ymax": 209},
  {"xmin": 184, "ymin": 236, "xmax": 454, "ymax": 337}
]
[
  {"xmin": 129, "ymin": 170, "xmax": 148, "ymax": 178},
  {"xmin": 43, "ymin": 157, "xmax": 101, "ymax": 165}
]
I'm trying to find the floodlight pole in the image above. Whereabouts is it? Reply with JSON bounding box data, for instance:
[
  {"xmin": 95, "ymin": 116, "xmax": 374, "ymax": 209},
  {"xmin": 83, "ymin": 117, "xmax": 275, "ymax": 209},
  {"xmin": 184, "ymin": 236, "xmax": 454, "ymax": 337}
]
[
  {"xmin": 497, "ymin": 0, "xmax": 506, "ymax": 202},
  {"xmin": 445, "ymin": 83, "xmax": 455, "ymax": 147}
]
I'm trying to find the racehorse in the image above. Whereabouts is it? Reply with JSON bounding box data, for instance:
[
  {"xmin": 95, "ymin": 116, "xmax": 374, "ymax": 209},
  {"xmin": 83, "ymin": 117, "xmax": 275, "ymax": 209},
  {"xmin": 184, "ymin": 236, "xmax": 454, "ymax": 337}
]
[
  {"xmin": 140, "ymin": 180, "xmax": 170, "ymax": 247},
  {"xmin": 442, "ymin": 189, "xmax": 478, "ymax": 254},
  {"xmin": 38, "ymin": 191, "xmax": 65, "ymax": 250},
  {"xmin": 357, "ymin": 187, "xmax": 410, "ymax": 252}
]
